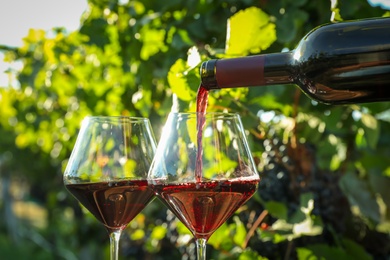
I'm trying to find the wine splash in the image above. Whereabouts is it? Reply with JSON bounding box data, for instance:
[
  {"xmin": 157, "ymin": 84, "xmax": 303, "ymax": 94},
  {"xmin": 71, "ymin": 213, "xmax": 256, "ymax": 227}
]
[{"xmin": 195, "ymin": 84, "xmax": 209, "ymax": 182}]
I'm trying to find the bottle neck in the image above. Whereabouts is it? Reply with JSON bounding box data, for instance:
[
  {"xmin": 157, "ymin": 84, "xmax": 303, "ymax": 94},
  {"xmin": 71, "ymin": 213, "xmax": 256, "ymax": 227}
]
[
  {"xmin": 263, "ymin": 52, "xmax": 294, "ymax": 85},
  {"xmin": 200, "ymin": 52, "xmax": 294, "ymax": 89}
]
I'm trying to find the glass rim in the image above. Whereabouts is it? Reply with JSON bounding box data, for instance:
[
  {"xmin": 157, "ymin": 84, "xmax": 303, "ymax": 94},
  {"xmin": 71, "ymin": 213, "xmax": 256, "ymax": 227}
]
[
  {"xmin": 168, "ymin": 112, "xmax": 240, "ymax": 118},
  {"xmin": 83, "ymin": 115, "xmax": 150, "ymax": 123}
]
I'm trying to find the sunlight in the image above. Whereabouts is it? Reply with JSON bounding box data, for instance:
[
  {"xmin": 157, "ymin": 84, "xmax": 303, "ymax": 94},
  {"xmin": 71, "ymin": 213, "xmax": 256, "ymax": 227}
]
[
  {"xmin": 0, "ymin": 0, "xmax": 87, "ymax": 87},
  {"xmin": 368, "ymin": 0, "xmax": 390, "ymax": 9}
]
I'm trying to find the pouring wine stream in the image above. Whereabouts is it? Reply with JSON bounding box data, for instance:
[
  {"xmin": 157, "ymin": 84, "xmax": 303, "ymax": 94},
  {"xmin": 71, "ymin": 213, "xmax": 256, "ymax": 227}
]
[{"xmin": 195, "ymin": 84, "xmax": 209, "ymax": 183}]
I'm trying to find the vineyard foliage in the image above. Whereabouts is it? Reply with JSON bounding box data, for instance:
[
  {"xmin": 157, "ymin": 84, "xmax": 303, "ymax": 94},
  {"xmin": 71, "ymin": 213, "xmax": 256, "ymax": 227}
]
[{"xmin": 1, "ymin": 0, "xmax": 390, "ymax": 259}]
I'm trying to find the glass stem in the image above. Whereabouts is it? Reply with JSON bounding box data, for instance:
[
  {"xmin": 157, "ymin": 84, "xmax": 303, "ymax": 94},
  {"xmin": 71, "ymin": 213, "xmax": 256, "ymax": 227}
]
[
  {"xmin": 109, "ymin": 230, "xmax": 122, "ymax": 260},
  {"xmin": 196, "ymin": 238, "xmax": 207, "ymax": 260}
]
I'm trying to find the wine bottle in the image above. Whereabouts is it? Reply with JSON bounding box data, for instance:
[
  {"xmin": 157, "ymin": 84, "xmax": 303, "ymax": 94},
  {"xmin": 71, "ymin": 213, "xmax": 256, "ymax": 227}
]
[{"xmin": 200, "ymin": 17, "xmax": 390, "ymax": 104}]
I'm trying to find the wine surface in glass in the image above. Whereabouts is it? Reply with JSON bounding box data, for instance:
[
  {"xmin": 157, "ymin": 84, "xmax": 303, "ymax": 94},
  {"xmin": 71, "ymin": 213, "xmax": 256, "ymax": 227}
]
[
  {"xmin": 152, "ymin": 179, "xmax": 258, "ymax": 239},
  {"xmin": 66, "ymin": 180, "xmax": 154, "ymax": 233}
]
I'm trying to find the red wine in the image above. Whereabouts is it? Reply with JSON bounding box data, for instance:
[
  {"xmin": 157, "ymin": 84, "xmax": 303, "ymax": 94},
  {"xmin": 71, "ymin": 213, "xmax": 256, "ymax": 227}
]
[
  {"xmin": 66, "ymin": 180, "xmax": 154, "ymax": 233},
  {"xmin": 200, "ymin": 18, "xmax": 390, "ymax": 104},
  {"xmin": 196, "ymin": 84, "xmax": 209, "ymax": 115},
  {"xmin": 195, "ymin": 85, "xmax": 209, "ymax": 182},
  {"xmin": 151, "ymin": 179, "xmax": 259, "ymax": 239}
]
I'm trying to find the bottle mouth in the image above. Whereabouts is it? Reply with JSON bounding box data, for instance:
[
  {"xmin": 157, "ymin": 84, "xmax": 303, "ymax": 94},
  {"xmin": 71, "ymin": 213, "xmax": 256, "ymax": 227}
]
[{"xmin": 200, "ymin": 60, "xmax": 219, "ymax": 89}]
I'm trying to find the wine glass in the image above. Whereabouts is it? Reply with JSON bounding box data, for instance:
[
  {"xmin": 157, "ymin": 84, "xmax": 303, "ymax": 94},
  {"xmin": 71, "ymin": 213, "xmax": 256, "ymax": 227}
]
[
  {"xmin": 64, "ymin": 116, "xmax": 156, "ymax": 260},
  {"xmin": 148, "ymin": 112, "xmax": 260, "ymax": 259}
]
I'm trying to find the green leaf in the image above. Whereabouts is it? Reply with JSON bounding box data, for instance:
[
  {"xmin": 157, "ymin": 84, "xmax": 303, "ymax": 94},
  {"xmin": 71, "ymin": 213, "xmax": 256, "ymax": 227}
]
[
  {"xmin": 292, "ymin": 216, "xmax": 323, "ymax": 236},
  {"xmin": 260, "ymin": 229, "xmax": 287, "ymax": 243},
  {"xmin": 291, "ymin": 0, "xmax": 308, "ymax": 6},
  {"xmin": 340, "ymin": 172, "xmax": 381, "ymax": 223},
  {"xmin": 264, "ymin": 201, "xmax": 288, "ymax": 220},
  {"xmin": 289, "ymin": 193, "xmax": 314, "ymax": 224},
  {"xmin": 167, "ymin": 59, "xmax": 197, "ymax": 101},
  {"xmin": 232, "ymin": 216, "xmax": 247, "ymax": 246},
  {"xmin": 208, "ymin": 222, "xmax": 234, "ymax": 250},
  {"xmin": 270, "ymin": 193, "xmax": 323, "ymax": 239},
  {"xmin": 238, "ymin": 249, "xmax": 267, "ymax": 260},
  {"xmin": 355, "ymin": 128, "xmax": 367, "ymax": 149},
  {"xmin": 300, "ymin": 193, "xmax": 314, "ymax": 212},
  {"xmin": 226, "ymin": 7, "xmax": 276, "ymax": 56},
  {"xmin": 131, "ymin": 229, "xmax": 145, "ymax": 240},
  {"xmin": 359, "ymin": 113, "xmax": 380, "ymax": 150},
  {"xmin": 383, "ymin": 167, "xmax": 390, "ymax": 178},
  {"xmin": 123, "ymin": 159, "xmax": 137, "ymax": 178},
  {"xmin": 140, "ymin": 27, "xmax": 167, "ymax": 60},
  {"xmin": 341, "ymin": 238, "xmax": 373, "ymax": 260},
  {"xmin": 369, "ymin": 173, "xmax": 390, "ymax": 220},
  {"xmin": 150, "ymin": 225, "xmax": 167, "ymax": 240},
  {"xmin": 275, "ymin": 8, "xmax": 309, "ymax": 44},
  {"xmin": 297, "ymin": 244, "xmax": 351, "ymax": 260},
  {"xmin": 203, "ymin": 148, "xmax": 238, "ymax": 179},
  {"xmin": 176, "ymin": 221, "xmax": 192, "ymax": 235},
  {"xmin": 248, "ymin": 88, "xmax": 293, "ymax": 115},
  {"xmin": 271, "ymin": 219, "xmax": 293, "ymax": 233},
  {"xmin": 104, "ymin": 138, "xmax": 115, "ymax": 152}
]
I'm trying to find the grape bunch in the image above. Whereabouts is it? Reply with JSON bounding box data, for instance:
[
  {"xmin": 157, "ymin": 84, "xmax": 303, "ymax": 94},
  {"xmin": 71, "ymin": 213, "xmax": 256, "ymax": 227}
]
[
  {"xmin": 256, "ymin": 133, "xmax": 353, "ymax": 243},
  {"xmin": 258, "ymin": 136, "xmax": 299, "ymax": 215},
  {"xmin": 308, "ymin": 168, "xmax": 350, "ymax": 233}
]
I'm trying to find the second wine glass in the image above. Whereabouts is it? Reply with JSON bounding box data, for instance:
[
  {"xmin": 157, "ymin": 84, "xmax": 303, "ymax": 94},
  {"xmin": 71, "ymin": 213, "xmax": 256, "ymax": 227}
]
[
  {"xmin": 64, "ymin": 116, "xmax": 157, "ymax": 260},
  {"xmin": 148, "ymin": 112, "xmax": 260, "ymax": 259}
]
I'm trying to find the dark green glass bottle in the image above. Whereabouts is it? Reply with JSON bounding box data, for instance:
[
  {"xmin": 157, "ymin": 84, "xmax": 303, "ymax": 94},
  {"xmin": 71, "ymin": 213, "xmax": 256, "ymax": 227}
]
[{"xmin": 200, "ymin": 18, "xmax": 390, "ymax": 104}]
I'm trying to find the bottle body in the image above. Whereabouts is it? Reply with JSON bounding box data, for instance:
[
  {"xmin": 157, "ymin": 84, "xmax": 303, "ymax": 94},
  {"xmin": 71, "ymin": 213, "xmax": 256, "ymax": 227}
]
[{"xmin": 200, "ymin": 17, "xmax": 390, "ymax": 104}]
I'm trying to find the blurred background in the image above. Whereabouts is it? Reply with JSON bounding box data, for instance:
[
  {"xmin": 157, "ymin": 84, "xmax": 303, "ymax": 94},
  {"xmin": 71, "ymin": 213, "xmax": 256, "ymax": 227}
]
[{"xmin": 1, "ymin": 0, "xmax": 390, "ymax": 259}]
